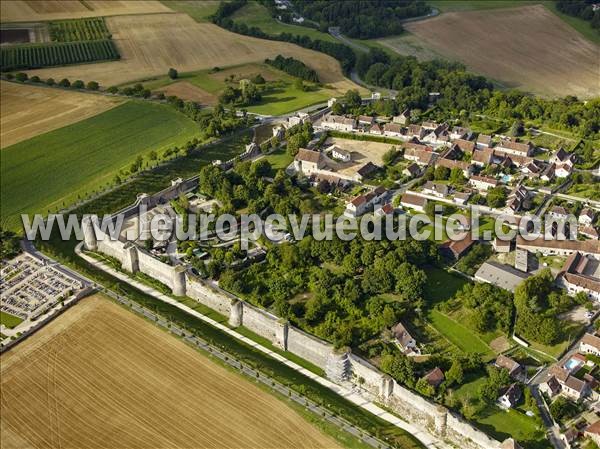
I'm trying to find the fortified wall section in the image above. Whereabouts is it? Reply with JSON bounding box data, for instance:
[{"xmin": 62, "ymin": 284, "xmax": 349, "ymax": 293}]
[{"xmin": 82, "ymin": 179, "xmax": 505, "ymax": 449}]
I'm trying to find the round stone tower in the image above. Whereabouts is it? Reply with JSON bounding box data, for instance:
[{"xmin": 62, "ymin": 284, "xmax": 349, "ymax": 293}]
[
  {"xmin": 172, "ymin": 265, "xmax": 187, "ymax": 297},
  {"xmin": 228, "ymin": 299, "xmax": 243, "ymax": 327},
  {"xmin": 82, "ymin": 216, "xmax": 97, "ymax": 251}
]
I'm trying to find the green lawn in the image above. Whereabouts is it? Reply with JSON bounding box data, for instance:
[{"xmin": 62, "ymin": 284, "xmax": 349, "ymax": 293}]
[
  {"xmin": 423, "ymin": 267, "xmax": 467, "ymax": 304},
  {"xmin": 0, "ymin": 311, "xmax": 23, "ymax": 329},
  {"xmin": 230, "ymin": 1, "xmax": 339, "ymax": 44},
  {"xmin": 428, "ymin": 309, "xmax": 495, "ymax": 358},
  {"xmin": 162, "ymin": 0, "xmax": 221, "ymax": 22},
  {"xmin": 0, "ymin": 101, "xmax": 200, "ymax": 229},
  {"xmin": 476, "ymin": 406, "xmax": 549, "ymax": 449}
]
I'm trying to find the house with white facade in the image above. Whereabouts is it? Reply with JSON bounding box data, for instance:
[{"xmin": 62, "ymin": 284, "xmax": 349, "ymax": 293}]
[
  {"xmin": 580, "ymin": 333, "xmax": 600, "ymax": 356},
  {"xmin": 320, "ymin": 114, "xmax": 356, "ymax": 132},
  {"xmin": 580, "ymin": 208, "xmax": 596, "ymax": 226},
  {"xmin": 469, "ymin": 175, "xmax": 498, "ymax": 192},
  {"xmin": 293, "ymin": 148, "xmax": 324, "ymax": 175},
  {"xmin": 328, "ymin": 145, "xmax": 351, "ymax": 162}
]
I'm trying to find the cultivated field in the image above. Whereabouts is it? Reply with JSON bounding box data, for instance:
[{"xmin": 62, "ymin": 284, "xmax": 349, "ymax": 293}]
[
  {"xmin": 158, "ymin": 80, "xmax": 218, "ymax": 105},
  {"xmin": 0, "ymin": 0, "xmax": 173, "ymax": 22},
  {"xmin": 1, "ymin": 101, "xmax": 199, "ymax": 228},
  {"xmin": 24, "ymin": 13, "xmax": 362, "ymax": 93},
  {"xmin": 0, "ymin": 294, "xmax": 341, "ymax": 449},
  {"xmin": 0, "ymin": 81, "xmax": 123, "ymax": 148},
  {"xmin": 404, "ymin": 5, "xmax": 600, "ymax": 98}
]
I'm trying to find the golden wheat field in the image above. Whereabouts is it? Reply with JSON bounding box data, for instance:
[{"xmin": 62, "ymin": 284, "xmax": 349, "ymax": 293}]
[
  {"xmin": 0, "ymin": 81, "xmax": 124, "ymax": 148},
  {"xmin": 24, "ymin": 13, "xmax": 361, "ymax": 93},
  {"xmin": 0, "ymin": 294, "xmax": 341, "ymax": 449},
  {"xmin": 404, "ymin": 5, "xmax": 600, "ymax": 98},
  {"xmin": 0, "ymin": 0, "xmax": 173, "ymax": 22}
]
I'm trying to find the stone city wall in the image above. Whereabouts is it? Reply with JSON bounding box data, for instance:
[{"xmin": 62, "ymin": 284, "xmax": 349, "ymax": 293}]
[
  {"xmin": 185, "ymin": 276, "xmax": 232, "ymax": 316},
  {"xmin": 286, "ymin": 326, "xmax": 332, "ymax": 368}
]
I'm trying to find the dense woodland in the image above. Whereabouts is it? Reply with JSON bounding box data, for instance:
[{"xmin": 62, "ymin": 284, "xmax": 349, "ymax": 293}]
[
  {"xmin": 556, "ymin": 0, "xmax": 600, "ymax": 29},
  {"xmin": 292, "ymin": 0, "xmax": 431, "ymax": 38}
]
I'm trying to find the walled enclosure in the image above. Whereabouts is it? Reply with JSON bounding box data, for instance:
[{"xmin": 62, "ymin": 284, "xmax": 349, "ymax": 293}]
[{"xmin": 82, "ymin": 179, "xmax": 506, "ymax": 449}]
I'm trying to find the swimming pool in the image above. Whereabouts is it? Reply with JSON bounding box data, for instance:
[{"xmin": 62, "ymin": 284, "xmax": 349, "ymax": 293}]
[{"xmin": 565, "ymin": 358, "xmax": 582, "ymax": 372}]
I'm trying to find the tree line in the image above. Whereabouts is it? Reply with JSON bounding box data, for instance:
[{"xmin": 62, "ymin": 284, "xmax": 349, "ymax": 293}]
[
  {"xmin": 293, "ymin": 0, "xmax": 431, "ymax": 39},
  {"xmin": 265, "ymin": 55, "xmax": 319, "ymax": 82},
  {"xmin": 556, "ymin": 0, "xmax": 600, "ymax": 30}
]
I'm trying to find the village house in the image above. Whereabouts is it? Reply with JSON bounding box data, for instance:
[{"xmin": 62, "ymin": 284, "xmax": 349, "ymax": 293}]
[
  {"xmin": 355, "ymin": 162, "xmax": 379, "ymax": 182},
  {"xmin": 471, "ymin": 148, "xmax": 495, "ymax": 167},
  {"xmin": 422, "ymin": 181, "xmax": 451, "ymax": 198},
  {"xmin": 453, "ymin": 139, "xmax": 476, "ymax": 154},
  {"xmin": 450, "ymin": 126, "xmax": 471, "ymax": 141},
  {"xmin": 476, "ymin": 133, "xmax": 493, "ymax": 149},
  {"xmin": 440, "ymin": 235, "xmax": 477, "ymax": 260},
  {"xmin": 403, "ymin": 144, "xmax": 436, "ymax": 166},
  {"xmin": 516, "ymin": 236, "xmax": 600, "ymax": 259},
  {"xmin": 400, "ymin": 192, "xmax": 427, "ymax": 212},
  {"xmin": 581, "ymin": 226, "xmax": 600, "ymax": 240},
  {"xmin": 522, "ymin": 160, "xmax": 543, "ymax": 177},
  {"xmin": 555, "ymin": 163, "xmax": 573, "ymax": 178},
  {"xmin": 392, "ymin": 322, "xmax": 420, "ymax": 355},
  {"xmin": 495, "ymin": 355, "xmax": 526, "ymax": 381},
  {"xmin": 407, "ymin": 124, "xmax": 427, "ymax": 139},
  {"xmin": 435, "ymin": 158, "xmax": 473, "ymax": 177},
  {"xmin": 293, "ymin": 148, "xmax": 324, "ymax": 175},
  {"xmin": 469, "ymin": 175, "xmax": 498, "ymax": 192},
  {"xmin": 327, "ymin": 97, "xmax": 337, "ymax": 107},
  {"xmin": 369, "ymin": 123, "xmax": 383, "ymax": 135},
  {"xmin": 375, "ymin": 202, "xmax": 396, "ymax": 217},
  {"xmin": 496, "ymin": 138, "xmax": 534, "ymax": 157},
  {"xmin": 272, "ymin": 125, "xmax": 285, "ymax": 139},
  {"xmin": 288, "ymin": 112, "xmax": 310, "ymax": 126},
  {"xmin": 403, "ymin": 163, "xmax": 421, "ymax": 178},
  {"xmin": 548, "ymin": 205, "xmax": 570, "ymax": 220},
  {"xmin": 498, "ymin": 383, "xmax": 521, "ymax": 409},
  {"xmin": 540, "ymin": 163, "xmax": 556, "ymax": 182},
  {"xmin": 392, "ymin": 109, "xmax": 410, "ymax": 125},
  {"xmin": 320, "ymin": 114, "xmax": 357, "ymax": 132},
  {"xmin": 423, "ymin": 367, "xmax": 445, "ymax": 387},
  {"xmin": 580, "ymin": 333, "xmax": 600, "ymax": 356},
  {"xmin": 551, "ymin": 148, "xmax": 576, "ymax": 166},
  {"xmin": 345, "ymin": 192, "xmax": 375, "ymax": 217},
  {"xmin": 383, "ymin": 123, "xmax": 405, "ymax": 138},
  {"xmin": 543, "ymin": 366, "xmax": 590, "ymax": 402},
  {"xmin": 585, "ymin": 421, "xmax": 600, "ymax": 447},
  {"xmin": 421, "ymin": 120, "xmax": 439, "ymax": 130},
  {"xmin": 358, "ymin": 115, "xmax": 375, "ymax": 127},
  {"xmin": 422, "ymin": 124, "xmax": 450, "ymax": 146},
  {"xmin": 580, "ymin": 208, "xmax": 597, "ymax": 227},
  {"xmin": 505, "ymin": 185, "xmax": 529, "ymax": 213},
  {"xmin": 328, "ymin": 145, "xmax": 351, "ymax": 162},
  {"xmin": 453, "ymin": 191, "xmax": 471, "ymax": 205}
]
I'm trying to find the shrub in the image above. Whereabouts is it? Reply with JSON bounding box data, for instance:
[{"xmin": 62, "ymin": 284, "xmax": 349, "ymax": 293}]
[
  {"xmin": 46, "ymin": 77, "xmax": 55, "ymax": 86},
  {"xmin": 86, "ymin": 81, "xmax": 99, "ymax": 90},
  {"xmin": 168, "ymin": 67, "xmax": 178, "ymax": 79},
  {"xmin": 72, "ymin": 80, "xmax": 85, "ymax": 89},
  {"xmin": 15, "ymin": 72, "xmax": 28, "ymax": 82},
  {"xmin": 107, "ymin": 85, "xmax": 118, "ymax": 94},
  {"xmin": 58, "ymin": 78, "xmax": 71, "ymax": 87},
  {"xmin": 29, "ymin": 75, "xmax": 41, "ymax": 83}
]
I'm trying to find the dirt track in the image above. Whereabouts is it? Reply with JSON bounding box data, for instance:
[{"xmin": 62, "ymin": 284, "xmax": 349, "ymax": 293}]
[
  {"xmin": 405, "ymin": 5, "xmax": 600, "ymax": 98},
  {"xmin": 0, "ymin": 81, "xmax": 123, "ymax": 148},
  {"xmin": 0, "ymin": 294, "xmax": 341, "ymax": 449},
  {"xmin": 24, "ymin": 13, "xmax": 361, "ymax": 93}
]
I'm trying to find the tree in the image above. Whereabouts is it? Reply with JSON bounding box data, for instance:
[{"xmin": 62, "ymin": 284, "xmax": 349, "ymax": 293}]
[
  {"xmin": 15, "ymin": 72, "xmax": 28, "ymax": 82},
  {"xmin": 449, "ymin": 168, "xmax": 465, "ymax": 185},
  {"xmin": 434, "ymin": 166, "xmax": 450, "ymax": 180},
  {"xmin": 382, "ymin": 147, "xmax": 398, "ymax": 166},
  {"xmin": 486, "ymin": 186, "xmax": 507, "ymax": 208},
  {"xmin": 58, "ymin": 78, "xmax": 71, "ymax": 87},
  {"xmin": 72, "ymin": 80, "xmax": 84, "ymax": 89},
  {"xmin": 510, "ymin": 119, "xmax": 525, "ymax": 137},
  {"xmin": 168, "ymin": 68, "xmax": 178, "ymax": 79},
  {"xmin": 86, "ymin": 81, "xmax": 99, "ymax": 90},
  {"xmin": 446, "ymin": 358, "xmax": 464, "ymax": 386},
  {"xmin": 416, "ymin": 377, "xmax": 435, "ymax": 397},
  {"xmin": 30, "ymin": 75, "xmax": 40, "ymax": 83},
  {"xmin": 107, "ymin": 85, "xmax": 118, "ymax": 94},
  {"xmin": 45, "ymin": 78, "xmax": 55, "ymax": 86}
]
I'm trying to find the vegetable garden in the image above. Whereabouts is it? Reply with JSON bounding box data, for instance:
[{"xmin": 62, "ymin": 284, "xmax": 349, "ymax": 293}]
[{"xmin": 49, "ymin": 17, "xmax": 111, "ymax": 42}]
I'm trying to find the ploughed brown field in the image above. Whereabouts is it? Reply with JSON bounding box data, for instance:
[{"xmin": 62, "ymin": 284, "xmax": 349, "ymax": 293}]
[
  {"xmin": 25, "ymin": 13, "xmax": 361, "ymax": 93},
  {"xmin": 0, "ymin": 294, "xmax": 341, "ymax": 449},
  {"xmin": 0, "ymin": 0, "xmax": 173, "ymax": 22},
  {"xmin": 158, "ymin": 81, "xmax": 219, "ymax": 105},
  {"xmin": 0, "ymin": 80, "xmax": 123, "ymax": 148},
  {"xmin": 404, "ymin": 5, "xmax": 600, "ymax": 98}
]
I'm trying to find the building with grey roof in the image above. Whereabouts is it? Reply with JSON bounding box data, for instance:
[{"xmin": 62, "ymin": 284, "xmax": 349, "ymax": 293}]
[{"xmin": 474, "ymin": 261, "xmax": 531, "ymax": 292}]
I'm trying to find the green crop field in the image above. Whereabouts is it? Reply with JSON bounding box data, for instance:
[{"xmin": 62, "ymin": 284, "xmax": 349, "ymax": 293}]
[
  {"xmin": 1, "ymin": 101, "xmax": 200, "ymax": 230},
  {"xmin": 49, "ymin": 17, "xmax": 111, "ymax": 42},
  {"xmin": 0, "ymin": 311, "xmax": 23, "ymax": 329},
  {"xmin": 0, "ymin": 40, "xmax": 119, "ymax": 71}
]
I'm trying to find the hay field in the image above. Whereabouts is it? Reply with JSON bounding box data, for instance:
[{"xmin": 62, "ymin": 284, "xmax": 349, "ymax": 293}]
[
  {"xmin": 404, "ymin": 5, "xmax": 600, "ymax": 98},
  {"xmin": 0, "ymin": 0, "xmax": 173, "ymax": 22},
  {"xmin": 24, "ymin": 13, "xmax": 361, "ymax": 94},
  {"xmin": 0, "ymin": 294, "xmax": 341, "ymax": 449},
  {"xmin": 0, "ymin": 81, "xmax": 123, "ymax": 148},
  {"xmin": 158, "ymin": 80, "xmax": 218, "ymax": 105}
]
